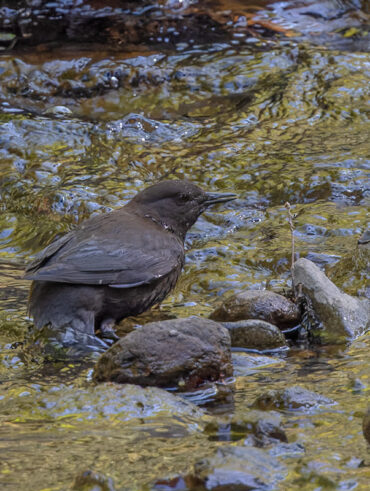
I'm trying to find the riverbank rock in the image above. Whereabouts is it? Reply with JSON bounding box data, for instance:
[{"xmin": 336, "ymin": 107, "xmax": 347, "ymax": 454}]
[
  {"xmin": 93, "ymin": 317, "xmax": 232, "ymax": 389},
  {"xmin": 222, "ymin": 319, "xmax": 287, "ymax": 350},
  {"xmin": 254, "ymin": 386, "xmax": 335, "ymax": 411},
  {"xmin": 293, "ymin": 258, "xmax": 370, "ymax": 342},
  {"xmin": 210, "ymin": 290, "xmax": 300, "ymax": 329},
  {"xmin": 363, "ymin": 407, "xmax": 370, "ymax": 445}
]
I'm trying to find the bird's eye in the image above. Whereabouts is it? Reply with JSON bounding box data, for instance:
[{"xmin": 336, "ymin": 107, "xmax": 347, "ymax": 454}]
[{"xmin": 179, "ymin": 193, "xmax": 189, "ymax": 202}]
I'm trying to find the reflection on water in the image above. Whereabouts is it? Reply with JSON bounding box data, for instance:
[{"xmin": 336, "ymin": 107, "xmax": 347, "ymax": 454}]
[{"xmin": 0, "ymin": 0, "xmax": 369, "ymax": 489}]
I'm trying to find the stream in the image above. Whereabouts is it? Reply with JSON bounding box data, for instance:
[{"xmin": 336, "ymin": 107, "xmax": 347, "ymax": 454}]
[{"xmin": 0, "ymin": 1, "xmax": 369, "ymax": 489}]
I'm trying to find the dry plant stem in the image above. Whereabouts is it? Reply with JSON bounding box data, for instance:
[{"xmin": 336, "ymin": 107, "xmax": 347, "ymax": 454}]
[{"xmin": 285, "ymin": 202, "xmax": 295, "ymax": 293}]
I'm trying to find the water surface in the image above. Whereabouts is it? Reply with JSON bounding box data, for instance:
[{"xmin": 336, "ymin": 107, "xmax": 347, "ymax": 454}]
[{"xmin": 0, "ymin": 0, "xmax": 369, "ymax": 489}]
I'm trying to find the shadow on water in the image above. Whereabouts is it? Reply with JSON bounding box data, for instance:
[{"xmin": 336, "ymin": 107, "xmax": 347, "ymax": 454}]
[{"xmin": 0, "ymin": 0, "xmax": 369, "ymax": 489}]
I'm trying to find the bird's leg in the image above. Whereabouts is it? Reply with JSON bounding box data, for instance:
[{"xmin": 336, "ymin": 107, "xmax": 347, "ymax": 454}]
[
  {"xmin": 65, "ymin": 310, "xmax": 110, "ymax": 352},
  {"xmin": 33, "ymin": 311, "xmax": 110, "ymax": 360},
  {"xmin": 98, "ymin": 318, "xmax": 120, "ymax": 342}
]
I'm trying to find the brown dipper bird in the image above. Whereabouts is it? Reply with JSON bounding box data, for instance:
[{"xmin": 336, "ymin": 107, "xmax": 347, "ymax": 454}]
[{"xmin": 24, "ymin": 180, "xmax": 236, "ymax": 353}]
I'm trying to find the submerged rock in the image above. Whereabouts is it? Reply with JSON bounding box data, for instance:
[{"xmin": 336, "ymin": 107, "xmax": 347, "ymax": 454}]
[
  {"xmin": 363, "ymin": 407, "xmax": 370, "ymax": 445},
  {"xmin": 254, "ymin": 385, "xmax": 335, "ymax": 411},
  {"xmin": 93, "ymin": 317, "xmax": 232, "ymax": 389},
  {"xmin": 268, "ymin": 442, "xmax": 305, "ymax": 459},
  {"xmin": 192, "ymin": 446, "xmax": 287, "ymax": 490},
  {"xmin": 222, "ymin": 319, "xmax": 287, "ymax": 350},
  {"xmin": 293, "ymin": 258, "xmax": 369, "ymax": 342},
  {"xmin": 210, "ymin": 290, "xmax": 300, "ymax": 329},
  {"xmin": 240, "ymin": 410, "xmax": 288, "ymax": 446},
  {"xmin": 205, "ymin": 409, "xmax": 287, "ymax": 446},
  {"xmin": 232, "ymin": 352, "xmax": 286, "ymax": 377},
  {"xmin": 0, "ymin": 383, "xmax": 204, "ymax": 431}
]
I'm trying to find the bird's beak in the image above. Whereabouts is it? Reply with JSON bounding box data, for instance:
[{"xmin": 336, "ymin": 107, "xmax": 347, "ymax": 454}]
[{"xmin": 204, "ymin": 192, "xmax": 237, "ymax": 206}]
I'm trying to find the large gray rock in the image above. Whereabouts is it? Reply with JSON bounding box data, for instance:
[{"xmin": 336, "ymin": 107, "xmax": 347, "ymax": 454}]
[
  {"xmin": 93, "ymin": 317, "xmax": 232, "ymax": 388},
  {"xmin": 293, "ymin": 258, "xmax": 369, "ymax": 342},
  {"xmin": 222, "ymin": 319, "xmax": 287, "ymax": 350},
  {"xmin": 210, "ymin": 290, "xmax": 300, "ymax": 329}
]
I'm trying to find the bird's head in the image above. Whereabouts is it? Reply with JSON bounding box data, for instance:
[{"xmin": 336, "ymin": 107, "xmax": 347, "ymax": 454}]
[{"xmin": 126, "ymin": 180, "xmax": 236, "ymax": 239}]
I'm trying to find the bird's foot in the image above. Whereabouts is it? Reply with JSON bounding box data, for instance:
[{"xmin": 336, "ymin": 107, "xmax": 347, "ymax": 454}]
[
  {"xmin": 97, "ymin": 318, "xmax": 120, "ymax": 343},
  {"xmin": 28, "ymin": 323, "xmax": 110, "ymax": 361}
]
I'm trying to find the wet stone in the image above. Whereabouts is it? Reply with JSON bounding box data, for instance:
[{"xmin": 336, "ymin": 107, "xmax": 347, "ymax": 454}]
[
  {"xmin": 210, "ymin": 290, "xmax": 300, "ymax": 329},
  {"xmin": 293, "ymin": 258, "xmax": 370, "ymax": 342},
  {"xmin": 254, "ymin": 386, "xmax": 335, "ymax": 411},
  {"xmin": 192, "ymin": 446, "xmax": 287, "ymax": 490},
  {"xmin": 72, "ymin": 470, "xmax": 115, "ymax": 491},
  {"xmin": 222, "ymin": 319, "xmax": 287, "ymax": 350},
  {"xmin": 93, "ymin": 317, "xmax": 232, "ymax": 389}
]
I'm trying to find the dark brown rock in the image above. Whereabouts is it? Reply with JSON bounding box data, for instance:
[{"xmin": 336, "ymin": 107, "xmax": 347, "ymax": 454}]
[
  {"xmin": 222, "ymin": 319, "xmax": 287, "ymax": 350},
  {"xmin": 363, "ymin": 407, "xmax": 370, "ymax": 445},
  {"xmin": 0, "ymin": 2, "xmax": 233, "ymax": 49},
  {"xmin": 93, "ymin": 317, "xmax": 232, "ymax": 389},
  {"xmin": 210, "ymin": 290, "xmax": 300, "ymax": 329}
]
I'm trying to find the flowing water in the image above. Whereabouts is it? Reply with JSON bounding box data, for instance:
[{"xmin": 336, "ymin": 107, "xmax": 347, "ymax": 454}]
[{"xmin": 0, "ymin": 0, "xmax": 369, "ymax": 489}]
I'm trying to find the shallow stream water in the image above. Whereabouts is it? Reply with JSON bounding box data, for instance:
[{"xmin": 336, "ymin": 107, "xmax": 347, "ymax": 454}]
[{"xmin": 0, "ymin": 0, "xmax": 369, "ymax": 489}]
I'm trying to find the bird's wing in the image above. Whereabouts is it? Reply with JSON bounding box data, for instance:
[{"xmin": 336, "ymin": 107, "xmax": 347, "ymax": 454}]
[
  {"xmin": 24, "ymin": 213, "xmax": 184, "ymax": 287},
  {"xmin": 25, "ymin": 232, "xmax": 74, "ymax": 273}
]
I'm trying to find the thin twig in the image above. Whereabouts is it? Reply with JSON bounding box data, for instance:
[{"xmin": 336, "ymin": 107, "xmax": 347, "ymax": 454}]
[{"xmin": 284, "ymin": 202, "xmax": 295, "ymax": 293}]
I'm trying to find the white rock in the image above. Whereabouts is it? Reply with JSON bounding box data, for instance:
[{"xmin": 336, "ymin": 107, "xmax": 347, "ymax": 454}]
[{"xmin": 293, "ymin": 258, "xmax": 369, "ymax": 342}]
